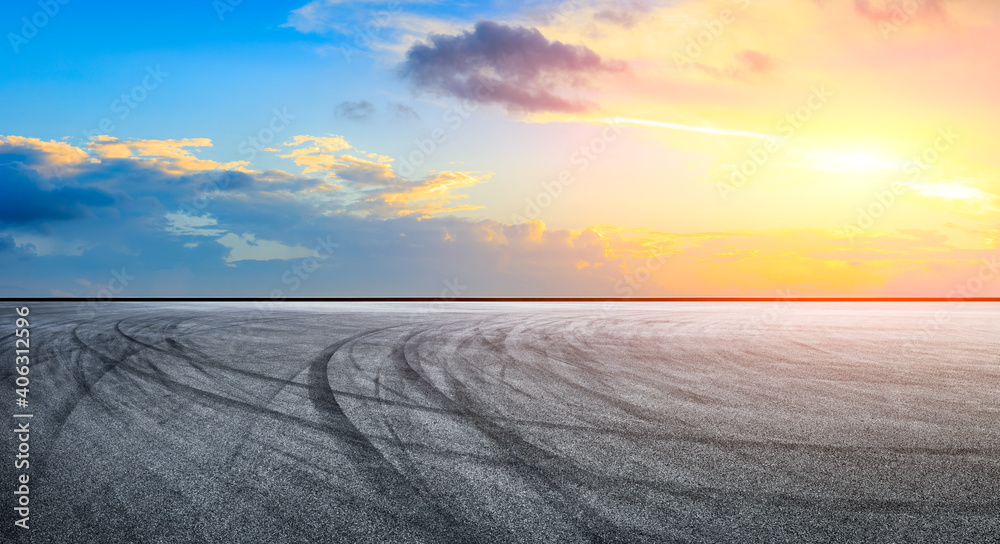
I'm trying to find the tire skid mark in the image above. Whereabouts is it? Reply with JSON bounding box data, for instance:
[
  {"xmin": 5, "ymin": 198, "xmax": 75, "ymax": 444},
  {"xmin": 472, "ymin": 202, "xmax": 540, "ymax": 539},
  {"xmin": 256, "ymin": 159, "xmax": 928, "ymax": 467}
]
[
  {"xmin": 0, "ymin": 315, "xmax": 83, "ymax": 378},
  {"xmin": 469, "ymin": 318, "xmax": 698, "ymax": 430},
  {"xmin": 429, "ymin": 358, "xmax": 631, "ymax": 539},
  {"xmin": 114, "ymin": 318, "xmax": 213, "ymax": 379},
  {"xmin": 91, "ymin": 343, "xmax": 375, "ymax": 446},
  {"xmin": 115, "ymin": 316, "xmax": 314, "ymax": 472},
  {"xmin": 14, "ymin": 303, "xmax": 1000, "ymax": 543},
  {"xmin": 305, "ymin": 325, "xmax": 470, "ymax": 540},
  {"xmin": 407, "ymin": 317, "xmax": 998, "ymax": 538},
  {"xmin": 386, "ymin": 324, "xmax": 623, "ymax": 541},
  {"xmin": 47, "ymin": 339, "xmax": 472, "ymax": 542},
  {"xmin": 119, "ymin": 321, "xmax": 645, "ymax": 436},
  {"xmin": 333, "ymin": 325, "xmax": 579, "ymax": 542},
  {"xmin": 208, "ymin": 320, "xmax": 401, "ymax": 471},
  {"xmin": 33, "ymin": 316, "xmax": 187, "ymax": 472}
]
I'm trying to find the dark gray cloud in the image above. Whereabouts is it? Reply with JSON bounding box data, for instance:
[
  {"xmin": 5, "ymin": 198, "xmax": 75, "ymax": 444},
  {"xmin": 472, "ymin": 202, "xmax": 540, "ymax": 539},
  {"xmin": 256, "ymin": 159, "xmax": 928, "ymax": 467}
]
[
  {"xmin": 0, "ymin": 233, "xmax": 34, "ymax": 256},
  {"xmin": 388, "ymin": 101, "xmax": 421, "ymax": 120},
  {"xmin": 0, "ymin": 150, "xmax": 41, "ymax": 166},
  {"xmin": 179, "ymin": 170, "xmax": 257, "ymax": 192},
  {"xmin": 594, "ymin": 1, "xmax": 651, "ymax": 28},
  {"xmin": 0, "ymin": 163, "xmax": 116, "ymax": 225},
  {"xmin": 399, "ymin": 21, "xmax": 624, "ymax": 113},
  {"xmin": 334, "ymin": 99, "xmax": 376, "ymax": 121},
  {"xmin": 0, "ymin": 234, "xmax": 15, "ymax": 253}
]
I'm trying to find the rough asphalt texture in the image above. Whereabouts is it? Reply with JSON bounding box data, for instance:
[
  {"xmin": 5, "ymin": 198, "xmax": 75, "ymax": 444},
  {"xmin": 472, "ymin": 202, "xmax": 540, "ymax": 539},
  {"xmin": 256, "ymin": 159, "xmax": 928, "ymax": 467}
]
[{"xmin": 2, "ymin": 302, "xmax": 998, "ymax": 543}]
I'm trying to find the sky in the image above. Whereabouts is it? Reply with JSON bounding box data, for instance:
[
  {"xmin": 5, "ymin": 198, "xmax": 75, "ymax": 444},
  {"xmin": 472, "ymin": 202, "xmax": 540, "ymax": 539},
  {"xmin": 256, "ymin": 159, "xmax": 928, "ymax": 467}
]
[{"xmin": 1, "ymin": 0, "xmax": 999, "ymax": 297}]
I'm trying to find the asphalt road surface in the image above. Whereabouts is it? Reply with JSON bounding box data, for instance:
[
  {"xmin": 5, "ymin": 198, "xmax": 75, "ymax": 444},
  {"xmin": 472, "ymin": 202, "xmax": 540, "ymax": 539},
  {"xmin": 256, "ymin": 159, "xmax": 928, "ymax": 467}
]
[{"xmin": 2, "ymin": 302, "xmax": 999, "ymax": 543}]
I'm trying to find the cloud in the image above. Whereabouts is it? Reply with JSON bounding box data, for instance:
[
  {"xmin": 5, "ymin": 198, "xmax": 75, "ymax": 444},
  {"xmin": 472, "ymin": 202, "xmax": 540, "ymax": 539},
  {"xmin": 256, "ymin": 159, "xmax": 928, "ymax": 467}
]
[
  {"xmin": 279, "ymin": 134, "xmax": 353, "ymax": 174},
  {"xmin": 0, "ymin": 234, "xmax": 17, "ymax": 253},
  {"xmin": 695, "ymin": 50, "xmax": 775, "ymax": 82},
  {"xmin": 284, "ymin": 0, "xmax": 347, "ymax": 34},
  {"xmin": 0, "ymin": 138, "xmax": 626, "ymax": 295},
  {"xmin": 0, "ymin": 135, "xmax": 90, "ymax": 167},
  {"xmin": 0, "ymin": 135, "xmax": 334, "ymax": 259},
  {"xmin": 398, "ymin": 21, "xmax": 625, "ymax": 113},
  {"xmin": 334, "ymin": 99, "xmax": 376, "ymax": 121},
  {"xmin": 216, "ymin": 232, "xmax": 317, "ymax": 263},
  {"xmin": 580, "ymin": 226, "xmax": 1000, "ymax": 297},
  {"xmin": 348, "ymin": 170, "xmax": 492, "ymax": 218},
  {"xmin": 87, "ymin": 136, "xmax": 251, "ymax": 174},
  {"xmin": 283, "ymin": 0, "xmax": 410, "ymax": 35},
  {"xmin": 0, "ymin": 162, "xmax": 115, "ymax": 225},
  {"xmin": 4, "ymin": 132, "xmax": 998, "ymax": 297},
  {"xmin": 388, "ymin": 101, "xmax": 421, "ymax": 120},
  {"xmin": 0, "ymin": 234, "xmax": 35, "ymax": 268},
  {"xmin": 280, "ymin": 135, "xmax": 492, "ymax": 218},
  {"xmin": 593, "ymin": 1, "xmax": 651, "ymax": 28},
  {"xmin": 854, "ymin": 0, "xmax": 947, "ymax": 23},
  {"xmin": 165, "ymin": 212, "xmax": 227, "ymax": 237},
  {"xmin": 735, "ymin": 50, "xmax": 774, "ymax": 75},
  {"xmin": 329, "ymin": 154, "xmax": 396, "ymax": 186}
]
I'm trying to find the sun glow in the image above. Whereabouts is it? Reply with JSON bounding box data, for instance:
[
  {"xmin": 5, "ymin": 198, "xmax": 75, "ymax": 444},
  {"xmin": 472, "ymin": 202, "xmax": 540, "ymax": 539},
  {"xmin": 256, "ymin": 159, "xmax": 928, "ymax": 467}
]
[
  {"xmin": 610, "ymin": 117, "xmax": 778, "ymax": 141},
  {"xmin": 797, "ymin": 149, "xmax": 905, "ymax": 173},
  {"xmin": 910, "ymin": 182, "xmax": 991, "ymax": 201}
]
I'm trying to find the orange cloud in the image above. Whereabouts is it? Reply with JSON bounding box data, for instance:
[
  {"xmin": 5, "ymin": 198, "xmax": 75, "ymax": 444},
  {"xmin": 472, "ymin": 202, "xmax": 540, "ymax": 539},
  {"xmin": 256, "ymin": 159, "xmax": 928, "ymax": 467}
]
[
  {"xmin": 279, "ymin": 134, "xmax": 495, "ymax": 219},
  {"xmin": 278, "ymin": 135, "xmax": 353, "ymax": 174},
  {"xmin": 87, "ymin": 136, "xmax": 251, "ymax": 174},
  {"xmin": 572, "ymin": 225, "xmax": 1000, "ymax": 296},
  {"xmin": 352, "ymin": 171, "xmax": 493, "ymax": 219},
  {"xmin": 0, "ymin": 136, "xmax": 90, "ymax": 166}
]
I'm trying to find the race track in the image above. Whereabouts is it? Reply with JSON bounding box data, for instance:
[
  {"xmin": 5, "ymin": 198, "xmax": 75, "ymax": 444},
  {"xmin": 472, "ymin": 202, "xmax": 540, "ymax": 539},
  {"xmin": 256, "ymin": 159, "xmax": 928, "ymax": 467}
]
[{"xmin": 2, "ymin": 302, "xmax": 999, "ymax": 543}]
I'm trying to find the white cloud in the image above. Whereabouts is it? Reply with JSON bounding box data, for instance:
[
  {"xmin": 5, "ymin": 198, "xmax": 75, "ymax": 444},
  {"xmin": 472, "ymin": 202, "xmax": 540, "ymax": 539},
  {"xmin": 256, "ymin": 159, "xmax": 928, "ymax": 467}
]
[
  {"xmin": 216, "ymin": 232, "xmax": 317, "ymax": 263},
  {"xmin": 165, "ymin": 212, "xmax": 227, "ymax": 236}
]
